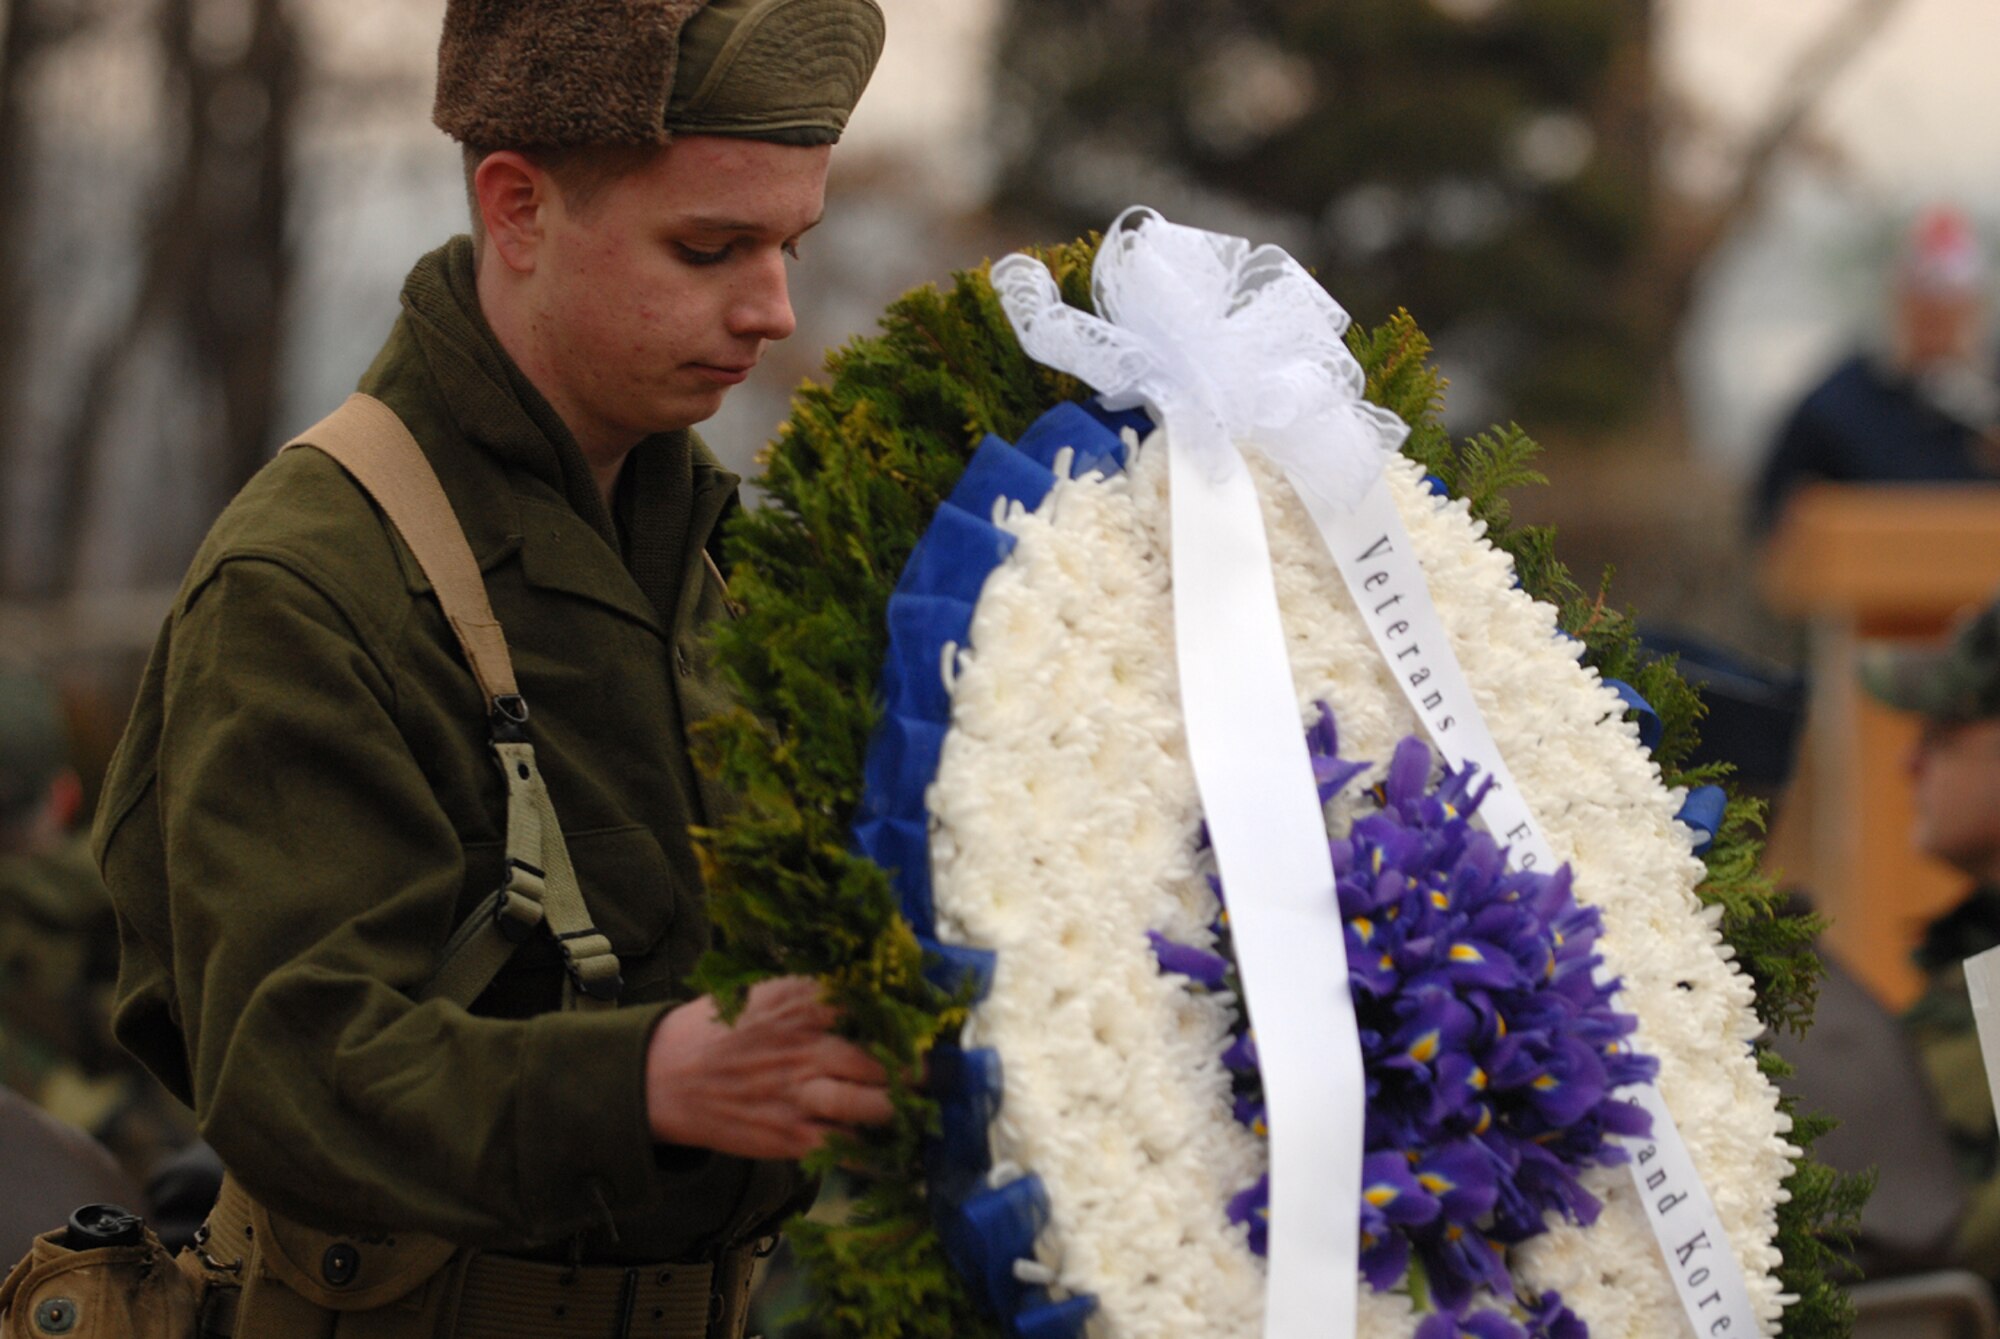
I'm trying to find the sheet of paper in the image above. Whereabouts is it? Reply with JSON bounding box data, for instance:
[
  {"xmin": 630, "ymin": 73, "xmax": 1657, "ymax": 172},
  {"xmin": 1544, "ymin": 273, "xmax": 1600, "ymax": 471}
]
[{"xmin": 1962, "ymin": 945, "xmax": 2000, "ymax": 1120}]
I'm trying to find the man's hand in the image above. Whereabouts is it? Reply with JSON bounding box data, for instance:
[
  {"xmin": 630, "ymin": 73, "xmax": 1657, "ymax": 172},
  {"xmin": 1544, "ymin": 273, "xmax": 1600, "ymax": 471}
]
[{"xmin": 644, "ymin": 976, "xmax": 894, "ymax": 1160}]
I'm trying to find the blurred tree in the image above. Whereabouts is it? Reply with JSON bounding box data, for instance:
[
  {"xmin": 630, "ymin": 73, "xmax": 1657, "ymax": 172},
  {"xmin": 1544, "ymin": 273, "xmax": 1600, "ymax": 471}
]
[
  {"xmin": 990, "ymin": 0, "xmax": 1909, "ymax": 437},
  {"xmin": 1638, "ymin": 0, "xmax": 1911, "ymax": 345},
  {"xmin": 992, "ymin": 0, "xmax": 1656, "ymax": 430},
  {"xmin": 0, "ymin": 0, "xmax": 94, "ymax": 584},
  {"xmin": 0, "ymin": 0, "xmax": 299, "ymax": 599}
]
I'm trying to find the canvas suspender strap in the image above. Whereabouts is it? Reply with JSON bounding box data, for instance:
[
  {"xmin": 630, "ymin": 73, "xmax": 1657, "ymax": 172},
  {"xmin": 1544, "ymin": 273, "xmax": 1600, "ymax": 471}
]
[
  {"xmin": 420, "ymin": 740, "xmax": 623, "ymax": 1009},
  {"xmin": 283, "ymin": 393, "xmax": 623, "ymax": 1011},
  {"xmin": 287, "ymin": 394, "xmax": 518, "ymax": 710}
]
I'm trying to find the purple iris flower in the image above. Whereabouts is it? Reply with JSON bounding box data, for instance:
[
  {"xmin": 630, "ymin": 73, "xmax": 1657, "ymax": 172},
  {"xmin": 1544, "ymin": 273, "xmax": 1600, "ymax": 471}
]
[
  {"xmin": 1145, "ymin": 930, "xmax": 1232, "ymax": 989},
  {"xmin": 1310, "ymin": 702, "xmax": 1373, "ymax": 803},
  {"xmin": 1595, "ymin": 1094, "xmax": 1654, "ymax": 1140},
  {"xmin": 1382, "ymin": 734, "xmax": 1434, "ymax": 813},
  {"xmin": 1507, "ymin": 1143, "xmax": 1604, "ymax": 1230},
  {"xmin": 1523, "ymin": 1291, "xmax": 1589, "ymax": 1339},
  {"xmin": 1418, "ymin": 1221, "xmax": 1514, "ymax": 1315},
  {"xmin": 1225, "ymin": 1175, "xmax": 1269, "ymax": 1256},
  {"xmin": 1358, "ymin": 1151, "xmax": 1436, "ymax": 1286},
  {"xmin": 1417, "ymin": 1310, "xmax": 1528, "ymax": 1339},
  {"xmin": 1414, "ymin": 1141, "xmax": 1501, "ymax": 1224},
  {"xmin": 1361, "ymin": 1228, "xmax": 1411, "ymax": 1293},
  {"xmin": 1160, "ymin": 706, "xmax": 1659, "ymax": 1335},
  {"xmin": 1439, "ymin": 937, "xmax": 1525, "ymax": 991},
  {"xmin": 1361, "ymin": 1150, "xmax": 1441, "ymax": 1229},
  {"xmin": 1521, "ymin": 1036, "xmax": 1612, "ymax": 1128},
  {"xmin": 1221, "ymin": 1030, "xmax": 1259, "ymax": 1071}
]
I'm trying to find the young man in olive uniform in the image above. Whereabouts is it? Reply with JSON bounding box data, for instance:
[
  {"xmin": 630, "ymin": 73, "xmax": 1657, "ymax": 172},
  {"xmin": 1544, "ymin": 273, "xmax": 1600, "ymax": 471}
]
[{"xmin": 91, "ymin": 2, "xmax": 893, "ymax": 1334}]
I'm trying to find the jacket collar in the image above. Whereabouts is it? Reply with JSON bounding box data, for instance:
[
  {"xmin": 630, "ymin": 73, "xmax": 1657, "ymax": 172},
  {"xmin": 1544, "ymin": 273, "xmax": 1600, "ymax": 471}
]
[
  {"xmin": 358, "ymin": 238, "xmax": 741, "ymax": 639},
  {"xmin": 395, "ymin": 237, "xmax": 615, "ymax": 539}
]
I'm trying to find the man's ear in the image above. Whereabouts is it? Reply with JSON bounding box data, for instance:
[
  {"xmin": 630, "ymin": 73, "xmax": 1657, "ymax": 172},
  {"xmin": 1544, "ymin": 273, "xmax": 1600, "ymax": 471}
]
[{"xmin": 474, "ymin": 151, "xmax": 552, "ymax": 275}]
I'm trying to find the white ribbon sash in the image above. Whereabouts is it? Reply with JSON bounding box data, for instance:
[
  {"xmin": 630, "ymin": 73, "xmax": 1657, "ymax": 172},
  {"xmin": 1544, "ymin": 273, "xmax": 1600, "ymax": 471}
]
[
  {"xmin": 994, "ymin": 207, "xmax": 1754, "ymax": 1339},
  {"xmin": 1167, "ymin": 425, "xmax": 1366, "ymax": 1338},
  {"xmin": 998, "ymin": 211, "xmax": 1367, "ymax": 1339},
  {"xmin": 1320, "ymin": 477, "xmax": 1558, "ymax": 874},
  {"xmin": 1324, "ymin": 482, "xmax": 1757, "ymax": 1339}
]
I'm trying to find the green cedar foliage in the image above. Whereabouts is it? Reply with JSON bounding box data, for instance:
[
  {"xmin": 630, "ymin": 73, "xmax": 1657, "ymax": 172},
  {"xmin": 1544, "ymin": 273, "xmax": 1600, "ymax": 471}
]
[{"xmin": 692, "ymin": 246, "xmax": 1860, "ymax": 1338}]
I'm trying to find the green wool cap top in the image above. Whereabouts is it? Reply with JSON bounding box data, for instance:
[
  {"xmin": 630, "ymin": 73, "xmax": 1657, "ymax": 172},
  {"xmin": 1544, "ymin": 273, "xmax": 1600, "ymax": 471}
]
[
  {"xmin": 0, "ymin": 666, "xmax": 68, "ymax": 821},
  {"xmin": 434, "ymin": 0, "xmax": 886, "ymax": 149},
  {"xmin": 1861, "ymin": 595, "xmax": 2000, "ymax": 723}
]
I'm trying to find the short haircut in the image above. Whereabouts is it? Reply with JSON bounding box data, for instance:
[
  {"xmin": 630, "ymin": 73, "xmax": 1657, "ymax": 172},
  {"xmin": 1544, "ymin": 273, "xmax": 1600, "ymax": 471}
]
[{"xmin": 462, "ymin": 142, "xmax": 662, "ymax": 245}]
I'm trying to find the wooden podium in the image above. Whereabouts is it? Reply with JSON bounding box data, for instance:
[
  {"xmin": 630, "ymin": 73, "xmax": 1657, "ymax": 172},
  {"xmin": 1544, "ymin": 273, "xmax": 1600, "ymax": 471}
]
[{"xmin": 1761, "ymin": 483, "xmax": 2000, "ymax": 1009}]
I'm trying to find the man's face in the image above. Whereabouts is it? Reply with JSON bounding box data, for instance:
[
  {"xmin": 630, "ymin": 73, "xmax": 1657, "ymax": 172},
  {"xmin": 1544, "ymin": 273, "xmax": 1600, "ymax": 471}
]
[
  {"xmin": 526, "ymin": 135, "xmax": 830, "ymax": 449},
  {"xmin": 1907, "ymin": 716, "xmax": 2000, "ymax": 878}
]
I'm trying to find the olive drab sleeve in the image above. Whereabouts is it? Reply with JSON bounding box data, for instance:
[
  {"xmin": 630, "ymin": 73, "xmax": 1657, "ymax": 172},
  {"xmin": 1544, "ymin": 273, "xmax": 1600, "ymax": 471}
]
[{"xmin": 135, "ymin": 555, "xmax": 674, "ymax": 1244}]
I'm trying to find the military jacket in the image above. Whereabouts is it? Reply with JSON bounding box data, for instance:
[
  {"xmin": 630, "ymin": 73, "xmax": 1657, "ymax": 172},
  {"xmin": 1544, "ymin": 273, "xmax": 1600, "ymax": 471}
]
[
  {"xmin": 1906, "ymin": 885, "xmax": 2000, "ymax": 1278},
  {"xmin": 94, "ymin": 238, "xmax": 798, "ymax": 1260}
]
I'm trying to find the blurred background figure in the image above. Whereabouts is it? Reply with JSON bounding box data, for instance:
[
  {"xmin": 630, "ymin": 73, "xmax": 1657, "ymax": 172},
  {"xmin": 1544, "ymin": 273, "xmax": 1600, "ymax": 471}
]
[
  {"xmin": 1753, "ymin": 205, "xmax": 2000, "ymax": 534},
  {"xmin": 1649, "ymin": 628, "xmax": 1966, "ymax": 1279},
  {"xmin": 0, "ymin": 662, "xmax": 205, "ymax": 1250},
  {"xmin": 0, "ymin": 664, "xmax": 140, "ymax": 1150},
  {"xmin": 1860, "ymin": 597, "xmax": 2000, "ymax": 1283}
]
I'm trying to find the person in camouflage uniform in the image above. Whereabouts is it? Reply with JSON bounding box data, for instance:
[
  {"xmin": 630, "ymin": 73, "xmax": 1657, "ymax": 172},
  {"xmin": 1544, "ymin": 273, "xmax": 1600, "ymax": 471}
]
[
  {"xmin": 1865, "ymin": 595, "xmax": 2000, "ymax": 1280},
  {"xmin": 0, "ymin": 665, "xmax": 193, "ymax": 1188}
]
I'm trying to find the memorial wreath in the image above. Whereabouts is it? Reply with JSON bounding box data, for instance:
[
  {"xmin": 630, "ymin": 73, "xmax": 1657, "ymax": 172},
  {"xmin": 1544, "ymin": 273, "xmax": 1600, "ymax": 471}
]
[{"xmin": 689, "ymin": 213, "xmax": 1865, "ymax": 1339}]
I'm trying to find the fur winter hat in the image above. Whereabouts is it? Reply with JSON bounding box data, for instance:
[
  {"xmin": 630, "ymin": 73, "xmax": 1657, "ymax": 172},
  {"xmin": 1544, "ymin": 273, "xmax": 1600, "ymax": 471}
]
[{"xmin": 435, "ymin": 0, "xmax": 886, "ymax": 149}]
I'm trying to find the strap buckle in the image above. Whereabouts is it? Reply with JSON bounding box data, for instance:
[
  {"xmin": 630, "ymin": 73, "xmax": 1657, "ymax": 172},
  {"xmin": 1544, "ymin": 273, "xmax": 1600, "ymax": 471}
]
[
  {"xmin": 490, "ymin": 693, "xmax": 531, "ymax": 743},
  {"xmin": 491, "ymin": 869, "xmax": 547, "ymax": 945},
  {"xmin": 557, "ymin": 928, "xmax": 625, "ymax": 1001}
]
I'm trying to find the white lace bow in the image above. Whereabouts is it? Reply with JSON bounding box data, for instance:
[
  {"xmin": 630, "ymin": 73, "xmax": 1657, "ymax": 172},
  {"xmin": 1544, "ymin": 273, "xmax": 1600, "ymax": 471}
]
[{"xmin": 991, "ymin": 206, "xmax": 1410, "ymax": 515}]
